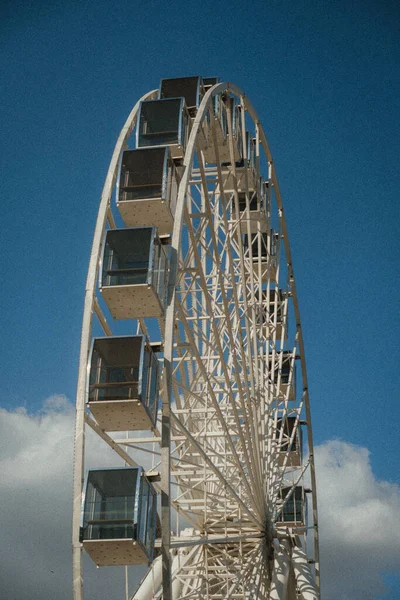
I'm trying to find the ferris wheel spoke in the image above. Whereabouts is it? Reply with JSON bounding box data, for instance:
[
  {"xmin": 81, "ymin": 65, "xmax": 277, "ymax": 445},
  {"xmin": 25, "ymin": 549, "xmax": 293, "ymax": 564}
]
[
  {"xmin": 173, "ymin": 301, "xmax": 265, "ymax": 518},
  {"xmin": 221, "ymin": 542, "xmax": 267, "ymax": 598},
  {"xmin": 265, "ymin": 347, "xmax": 300, "ymax": 490},
  {"xmin": 171, "ymin": 412, "xmax": 263, "ymax": 528},
  {"xmin": 182, "ymin": 182, "xmax": 265, "ymax": 501},
  {"xmin": 204, "ymin": 136, "xmax": 258, "ymax": 400},
  {"xmin": 180, "ymin": 215, "xmax": 263, "ymax": 496}
]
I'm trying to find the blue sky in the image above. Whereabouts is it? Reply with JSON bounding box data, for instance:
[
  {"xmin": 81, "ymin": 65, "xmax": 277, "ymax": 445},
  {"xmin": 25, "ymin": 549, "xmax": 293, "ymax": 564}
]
[{"xmin": 1, "ymin": 1, "xmax": 399, "ymax": 598}]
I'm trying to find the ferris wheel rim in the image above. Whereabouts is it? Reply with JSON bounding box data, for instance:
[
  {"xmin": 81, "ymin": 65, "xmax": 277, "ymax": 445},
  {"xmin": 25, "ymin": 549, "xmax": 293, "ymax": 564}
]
[{"xmin": 72, "ymin": 79, "xmax": 320, "ymax": 600}]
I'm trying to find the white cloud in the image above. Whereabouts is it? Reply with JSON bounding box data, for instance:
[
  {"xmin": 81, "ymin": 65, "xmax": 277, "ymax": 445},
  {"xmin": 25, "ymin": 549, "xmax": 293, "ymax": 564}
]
[
  {"xmin": 0, "ymin": 396, "xmax": 146, "ymax": 600},
  {"xmin": 315, "ymin": 440, "xmax": 400, "ymax": 600},
  {"xmin": 0, "ymin": 400, "xmax": 399, "ymax": 599}
]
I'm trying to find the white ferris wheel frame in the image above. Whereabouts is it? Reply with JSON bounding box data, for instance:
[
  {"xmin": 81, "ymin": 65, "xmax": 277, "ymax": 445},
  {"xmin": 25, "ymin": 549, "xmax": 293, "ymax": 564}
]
[{"xmin": 72, "ymin": 81, "xmax": 320, "ymax": 600}]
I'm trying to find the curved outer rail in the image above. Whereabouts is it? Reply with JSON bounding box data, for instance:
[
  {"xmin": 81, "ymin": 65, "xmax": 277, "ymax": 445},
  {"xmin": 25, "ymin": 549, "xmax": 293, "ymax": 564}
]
[
  {"xmin": 72, "ymin": 81, "xmax": 320, "ymax": 600},
  {"xmin": 71, "ymin": 88, "xmax": 158, "ymax": 600}
]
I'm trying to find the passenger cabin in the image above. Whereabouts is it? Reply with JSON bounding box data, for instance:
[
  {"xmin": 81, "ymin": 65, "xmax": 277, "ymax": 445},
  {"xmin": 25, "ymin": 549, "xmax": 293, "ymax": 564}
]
[
  {"xmin": 159, "ymin": 76, "xmax": 205, "ymax": 117},
  {"xmin": 159, "ymin": 75, "xmax": 213, "ymax": 155},
  {"xmin": 117, "ymin": 147, "xmax": 178, "ymax": 234},
  {"xmin": 243, "ymin": 230, "xmax": 278, "ymax": 281},
  {"xmin": 218, "ymin": 96, "xmax": 242, "ymax": 163},
  {"xmin": 136, "ymin": 98, "xmax": 190, "ymax": 161},
  {"xmin": 268, "ymin": 289, "xmax": 286, "ymax": 338},
  {"xmin": 87, "ymin": 336, "xmax": 159, "ymax": 431},
  {"xmin": 100, "ymin": 227, "xmax": 168, "ymax": 319},
  {"xmin": 252, "ymin": 288, "xmax": 285, "ymax": 337},
  {"xmin": 277, "ymin": 486, "xmax": 305, "ymax": 532},
  {"xmin": 221, "ymin": 132, "xmax": 256, "ymax": 192},
  {"xmin": 269, "ymin": 352, "xmax": 296, "ymax": 400},
  {"xmin": 203, "ymin": 76, "xmax": 219, "ymax": 92},
  {"xmin": 276, "ymin": 417, "xmax": 302, "ymax": 467},
  {"xmin": 80, "ymin": 467, "xmax": 157, "ymax": 566},
  {"xmin": 235, "ymin": 178, "xmax": 267, "ymax": 233},
  {"xmin": 202, "ymin": 77, "xmax": 228, "ymax": 164}
]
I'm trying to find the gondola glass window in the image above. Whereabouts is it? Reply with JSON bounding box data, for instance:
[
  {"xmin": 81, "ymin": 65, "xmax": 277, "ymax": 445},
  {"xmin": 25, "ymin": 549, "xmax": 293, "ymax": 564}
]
[
  {"xmin": 202, "ymin": 76, "xmax": 220, "ymax": 108},
  {"xmin": 159, "ymin": 76, "xmax": 204, "ymax": 117},
  {"xmin": 102, "ymin": 228, "xmax": 151, "ymax": 287},
  {"xmin": 279, "ymin": 486, "xmax": 304, "ymax": 525},
  {"xmin": 244, "ymin": 231, "xmax": 277, "ymax": 260},
  {"xmin": 139, "ymin": 476, "xmax": 157, "ymax": 557},
  {"xmin": 224, "ymin": 96, "xmax": 242, "ymax": 162},
  {"xmin": 88, "ymin": 336, "xmax": 159, "ymax": 430},
  {"xmin": 276, "ymin": 417, "xmax": 302, "ymax": 467},
  {"xmin": 117, "ymin": 147, "xmax": 178, "ymax": 235},
  {"xmin": 100, "ymin": 227, "xmax": 168, "ymax": 319},
  {"xmin": 118, "ymin": 147, "xmax": 175, "ymax": 203},
  {"xmin": 277, "ymin": 354, "xmax": 292, "ymax": 385},
  {"xmin": 269, "ymin": 352, "xmax": 296, "ymax": 400},
  {"xmin": 243, "ymin": 230, "xmax": 278, "ymax": 281},
  {"xmin": 201, "ymin": 77, "xmax": 228, "ymax": 165},
  {"xmin": 81, "ymin": 468, "xmax": 157, "ymax": 564},
  {"xmin": 238, "ymin": 191, "xmax": 260, "ymax": 213},
  {"xmin": 137, "ymin": 98, "xmax": 190, "ymax": 159}
]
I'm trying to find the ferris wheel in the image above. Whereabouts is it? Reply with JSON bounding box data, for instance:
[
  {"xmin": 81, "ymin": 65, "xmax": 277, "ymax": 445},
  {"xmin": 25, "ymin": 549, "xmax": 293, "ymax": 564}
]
[{"xmin": 72, "ymin": 76, "xmax": 320, "ymax": 600}]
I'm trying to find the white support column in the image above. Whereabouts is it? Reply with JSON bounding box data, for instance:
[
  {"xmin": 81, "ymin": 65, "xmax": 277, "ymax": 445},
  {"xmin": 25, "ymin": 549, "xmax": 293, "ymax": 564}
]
[
  {"xmin": 269, "ymin": 539, "xmax": 291, "ymax": 600},
  {"xmin": 292, "ymin": 546, "xmax": 318, "ymax": 600},
  {"xmin": 171, "ymin": 551, "xmax": 189, "ymax": 599},
  {"xmin": 131, "ymin": 548, "xmax": 190, "ymax": 600},
  {"xmin": 131, "ymin": 555, "xmax": 162, "ymax": 600}
]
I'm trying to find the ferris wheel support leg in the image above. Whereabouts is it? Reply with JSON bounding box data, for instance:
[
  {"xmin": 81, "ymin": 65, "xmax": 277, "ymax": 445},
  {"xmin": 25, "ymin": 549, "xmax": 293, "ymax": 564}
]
[
  {"xmin": 72, "ymin": 538, "xmax": 83, "ymax": 600},
  {"xmin": 132, "ymin": 555, "xmax": 163, "ymax": 599},
  {"xmin": 72, "ymin": 290, "xmax": 94, "ymax": 600},
  {"xmin": 130, "ymin": 549, "xmax": 191, "ymax": 600},
  {"xmin": 171, "ymin": 551, "xmax": 189, "ymax": 599},
  {"xmin": 161, "ymin": 404, "xmax": 172, "ymax": 600},
  {"xmin": 269, "ymin": 539, "xmax": 291, "ymax": 600},
  {"xmin": 292, "ymin": 546, "xmax": 318, "ymax": 600},
  {"xmin": 161, "ymin": 293, "xmax": 175, "ymax": 600}
]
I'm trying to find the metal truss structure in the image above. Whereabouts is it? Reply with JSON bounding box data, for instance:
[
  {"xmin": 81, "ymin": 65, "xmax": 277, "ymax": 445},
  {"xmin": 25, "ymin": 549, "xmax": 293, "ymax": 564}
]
[{"xmin": 72, "ymin": 80, "xmax": 320, "ymax": 600}]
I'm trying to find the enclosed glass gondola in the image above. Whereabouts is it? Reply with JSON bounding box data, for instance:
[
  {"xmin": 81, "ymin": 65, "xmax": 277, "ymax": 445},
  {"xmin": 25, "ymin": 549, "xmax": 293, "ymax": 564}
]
[
  {"xmin": 276, "ymin": 417, "xmax": 302, "ymax": 467},
  {"xmin": 202, "ymin": 77, "xmax": 229, "ymax": 164},
  {"xmin": 270, "ymin": 351, "xmax": 296, "ymax": 400},
  {"xmin": 117, "ymin": 147, "xmax": 178, "ymax": 234},
  {"xmin": 100, "ymin": 227, "xmax": 168, "ymax": 319},
  {"xmin": 136, "ymin": 98, "xmax": 190, "ymax": 161},
  {"xmin": 80, "ymin": 467, "xmax": 157, "ymax": 566},
  {"xmin": 159, "ymin": 76, "xmax": 204, "ymax": 117},
  {"xmin": 202, "ymin": 76, "xmax": 219, "ymax": 92},
  {"xmin": 243, "ymin": 229, "xmax": 278, "ymax": 280},
  {"xmin": 253, "ymin": 288, "xmax": 286, "ymax": 338},
  {"xmin": 221, "ymin": 131, "xmax": 256, "ymax": 192},
  {"xmin": 87, "ymin": 336, "xmax": 159, "ymax": 431},
  {"xmin": 277, "ymin": 486, "xmax": 306, "ymax": 532},
  {"xmin": 158, "ymin": 76, "xmax": 212, "ymax": 155},
  {"xmin": 218, "ymin": 95, "xmax": 243, "ymax": 163},
  {"xmin": 236, "ymin": 178, "xmax": 267, "ymax": 233},
  {"xmin": 268, "ymin": 288, "xmax": 286, "ymax": 338}
]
